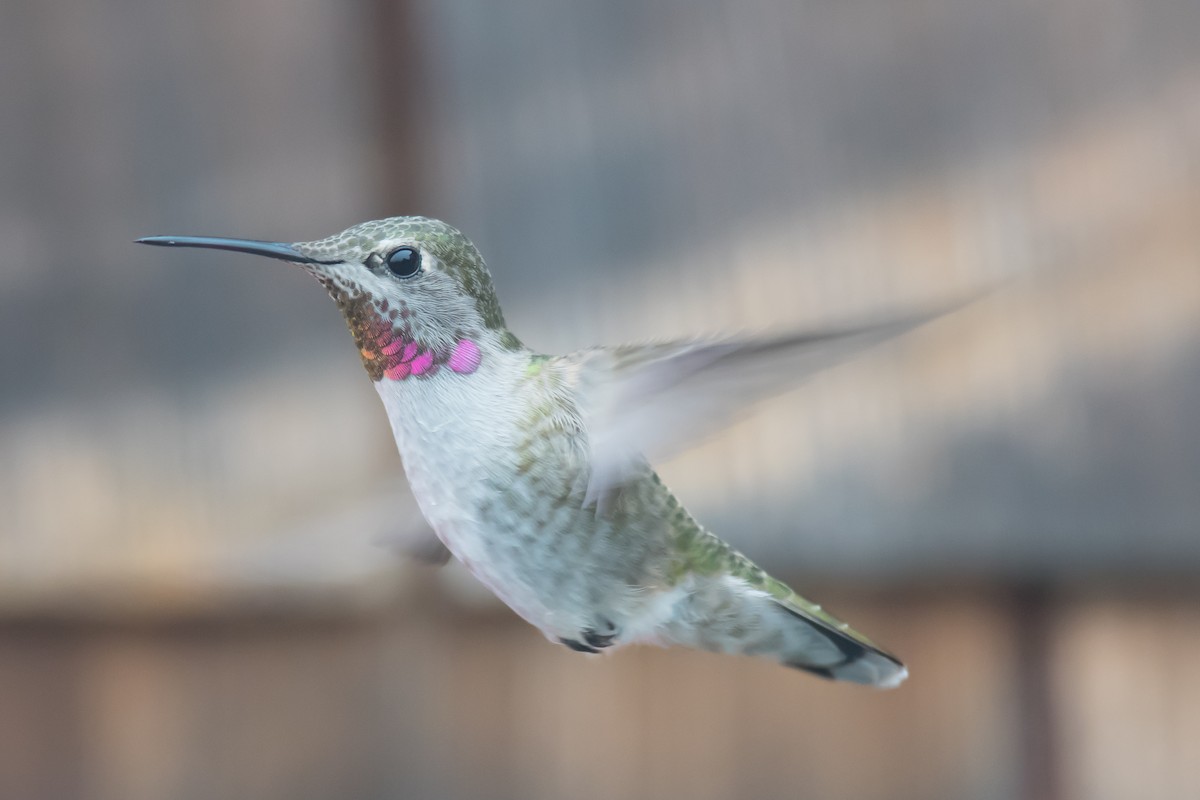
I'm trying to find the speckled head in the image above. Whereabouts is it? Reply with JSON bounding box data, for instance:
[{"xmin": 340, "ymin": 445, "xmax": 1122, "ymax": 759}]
[{"xmin": 139, "ymin": 216, "xmax": 521, "ymax": 381}]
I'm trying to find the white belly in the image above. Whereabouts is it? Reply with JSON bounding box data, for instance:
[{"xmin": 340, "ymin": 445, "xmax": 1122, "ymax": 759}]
[
  {"xmin": 373, "ymin": 357, "xmax": 564, "ymax": 632},
  {"xmin": 404, "ymin": 440, "xmax": 558, "ymax": 629},
  {"xmin": 373, "ymin": 354, "xmax": 675, "ymax": 644}
]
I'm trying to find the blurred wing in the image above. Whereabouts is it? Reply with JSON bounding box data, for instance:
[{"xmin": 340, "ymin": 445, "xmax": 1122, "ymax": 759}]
[
  {"xmin": 568, "ymin": 308, "xmax": 950, "ymax": 504},
  {"xmin": 377, "ymin": 527, "xmax": 452, "ymax": 566},
  {"xmin": 352, "ymin": 494, "xmax": 451, "ymax": 566}
]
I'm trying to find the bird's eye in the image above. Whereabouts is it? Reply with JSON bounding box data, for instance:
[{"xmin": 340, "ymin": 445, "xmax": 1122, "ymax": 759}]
[{"xmin": 384, "ymin": 247, "xmax": 421, "ymax": 279}]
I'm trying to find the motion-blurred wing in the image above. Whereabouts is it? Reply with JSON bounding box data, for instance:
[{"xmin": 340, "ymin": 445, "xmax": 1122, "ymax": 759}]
[
  {"xmin": 567, "ymin": 308, "xmax": 949, "ymax": 504},
  {"xmin": 380, "ymin": 527, "xmax": 452, "ymax": 566}
]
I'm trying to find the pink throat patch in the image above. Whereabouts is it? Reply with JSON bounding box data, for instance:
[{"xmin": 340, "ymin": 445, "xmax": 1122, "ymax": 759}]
[
  {"xmin": 348, "ymin": 295, "xmax": 482, "ymax": 382},
  {"xmin": 448, "ymin": 339, "xmax": 481, "ymax": 374},
  {"xmin": 370, "ymin": 327, "xmax": 480, "ymax": 382}
]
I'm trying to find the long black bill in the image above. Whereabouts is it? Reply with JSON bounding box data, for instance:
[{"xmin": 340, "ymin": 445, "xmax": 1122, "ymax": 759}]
[{"xmin": 135, "ymin": 236, "xmax": 337, "ymax": 265}]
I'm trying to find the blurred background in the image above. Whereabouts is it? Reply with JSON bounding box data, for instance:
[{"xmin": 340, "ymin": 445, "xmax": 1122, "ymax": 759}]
[{"xmin": 1, "ymin": 1, "xmax": 1198, "ymax": 798}]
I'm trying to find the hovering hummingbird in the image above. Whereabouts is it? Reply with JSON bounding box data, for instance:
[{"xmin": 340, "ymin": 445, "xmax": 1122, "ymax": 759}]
[{"xmin": 139, "ymin": 215, "xmax": 933, "ymax": 687}]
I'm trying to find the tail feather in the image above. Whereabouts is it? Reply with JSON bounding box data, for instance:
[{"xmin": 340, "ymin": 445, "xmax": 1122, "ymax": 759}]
[
  {"xmin": 663, "ymin": 574, "xmax": 908, "ymax": 688},
  {"xmin": 771, "ymin": 598, "xmax": 908, "ymax": 688}
]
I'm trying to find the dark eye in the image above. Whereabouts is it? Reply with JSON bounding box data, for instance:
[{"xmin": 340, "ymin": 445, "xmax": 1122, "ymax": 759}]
[{"xmin": 385, "ymin": 247, "xmax": 421, "ymax": 278}]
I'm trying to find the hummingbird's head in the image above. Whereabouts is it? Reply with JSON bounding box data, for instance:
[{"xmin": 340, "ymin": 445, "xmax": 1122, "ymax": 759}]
[{"xmin": 140, "ymin": 216, "xmax": 520, "ymax": 382}]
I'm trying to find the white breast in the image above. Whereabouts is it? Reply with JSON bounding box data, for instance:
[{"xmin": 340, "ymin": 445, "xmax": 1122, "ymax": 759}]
[{"xmin": 373, "ymin": 349, "xmax": 552, "ymax": 623}]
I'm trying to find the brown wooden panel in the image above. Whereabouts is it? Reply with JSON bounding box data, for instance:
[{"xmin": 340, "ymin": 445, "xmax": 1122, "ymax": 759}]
[{"xmin": 0, "ymin": 594, "xmax": 1027, "ymax": 800}]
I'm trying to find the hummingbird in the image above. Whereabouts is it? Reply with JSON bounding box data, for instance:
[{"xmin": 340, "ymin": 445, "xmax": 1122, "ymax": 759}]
[{"xmin": 139, "ymin": 215, "xmax": 930, "ymax": 687}]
